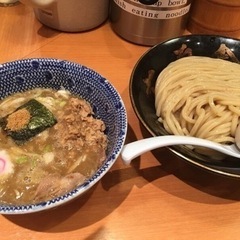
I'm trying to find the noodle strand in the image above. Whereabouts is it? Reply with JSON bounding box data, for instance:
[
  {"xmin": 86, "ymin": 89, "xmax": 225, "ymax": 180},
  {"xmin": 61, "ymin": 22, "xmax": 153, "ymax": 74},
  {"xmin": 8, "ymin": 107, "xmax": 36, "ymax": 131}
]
[{"xmin": 155, "ymin": 56, "xmax": 240, "ymax": 144}]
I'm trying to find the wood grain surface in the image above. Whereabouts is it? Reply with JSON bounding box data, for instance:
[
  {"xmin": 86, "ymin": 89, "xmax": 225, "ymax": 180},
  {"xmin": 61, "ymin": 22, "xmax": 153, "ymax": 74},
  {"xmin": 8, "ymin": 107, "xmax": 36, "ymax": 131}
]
[{"xmin": 1, "ymin": 3, "xmax": 240, "ymax": 240}]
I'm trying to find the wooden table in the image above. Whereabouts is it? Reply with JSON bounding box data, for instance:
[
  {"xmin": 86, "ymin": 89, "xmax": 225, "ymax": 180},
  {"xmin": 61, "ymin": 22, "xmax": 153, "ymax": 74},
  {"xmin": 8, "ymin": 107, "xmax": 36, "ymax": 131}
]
[{"xmin": 1, "ymin": 3, "xmax": 240, "ymax": 240}]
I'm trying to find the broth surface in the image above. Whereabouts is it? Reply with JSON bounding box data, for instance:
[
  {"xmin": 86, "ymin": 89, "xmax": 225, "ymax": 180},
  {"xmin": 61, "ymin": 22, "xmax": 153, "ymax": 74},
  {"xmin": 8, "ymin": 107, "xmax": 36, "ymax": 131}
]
[{"xmin": 0, "ymin": 88, "xmax": 107, "ymax": 205}]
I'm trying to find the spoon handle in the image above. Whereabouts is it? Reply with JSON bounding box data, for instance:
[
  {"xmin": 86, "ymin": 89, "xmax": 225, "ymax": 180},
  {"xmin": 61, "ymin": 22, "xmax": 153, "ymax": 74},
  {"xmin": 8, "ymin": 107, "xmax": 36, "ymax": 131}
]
[{"xmin": 120, "ymin": 135, "xmax": 232, "ymax": 165}]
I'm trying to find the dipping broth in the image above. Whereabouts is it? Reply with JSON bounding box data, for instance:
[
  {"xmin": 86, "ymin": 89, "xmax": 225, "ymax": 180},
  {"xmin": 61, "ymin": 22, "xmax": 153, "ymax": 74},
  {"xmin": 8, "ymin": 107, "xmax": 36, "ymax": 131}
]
[{"xmin": 0, "ymin": 88, "xmax": 108, "ymax": 205}]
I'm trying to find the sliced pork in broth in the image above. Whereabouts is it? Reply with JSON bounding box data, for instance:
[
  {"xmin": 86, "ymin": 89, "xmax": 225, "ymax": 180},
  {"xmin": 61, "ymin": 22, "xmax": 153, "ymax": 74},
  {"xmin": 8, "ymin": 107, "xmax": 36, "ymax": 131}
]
[{"xmin": 0, "ymin": 88, "xmax": 108, "ymax": 205}]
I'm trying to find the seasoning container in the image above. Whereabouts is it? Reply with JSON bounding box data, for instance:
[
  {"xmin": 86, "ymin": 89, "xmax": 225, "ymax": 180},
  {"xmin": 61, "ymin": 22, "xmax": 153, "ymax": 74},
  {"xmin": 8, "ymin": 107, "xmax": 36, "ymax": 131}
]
[
  {"xmin": 19, "ymin": 0, "xmax": 110, "ymax": 32},
  {"xmin": 187, "ymin": 0, "xmax": 240, "ymax": 38},
  {"xmin": 110, "ymin": 0, "xmax": 192, "ymax": 46}
]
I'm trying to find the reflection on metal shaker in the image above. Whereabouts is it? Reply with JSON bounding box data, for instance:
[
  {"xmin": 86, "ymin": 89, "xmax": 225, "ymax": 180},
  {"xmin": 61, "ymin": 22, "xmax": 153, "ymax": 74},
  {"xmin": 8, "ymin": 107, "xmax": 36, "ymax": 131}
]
[{"xmin": 110, "ymin": 0, "xmax": 192, "ymax": 46}]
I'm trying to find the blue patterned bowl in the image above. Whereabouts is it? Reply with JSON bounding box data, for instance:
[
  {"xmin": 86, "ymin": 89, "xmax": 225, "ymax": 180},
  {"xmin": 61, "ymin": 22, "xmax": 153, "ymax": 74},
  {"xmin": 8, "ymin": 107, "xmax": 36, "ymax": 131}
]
[{"xmin": 0, "ymin": 58, "xmax": 127, "ymax": 214}]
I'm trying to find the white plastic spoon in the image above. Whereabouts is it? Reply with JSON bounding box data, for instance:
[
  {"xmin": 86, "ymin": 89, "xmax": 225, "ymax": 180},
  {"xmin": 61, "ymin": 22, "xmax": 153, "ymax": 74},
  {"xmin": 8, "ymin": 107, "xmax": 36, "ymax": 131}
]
[{"xmin": 121, "ymin": 135, "xmax": 240, "ymax": 165}]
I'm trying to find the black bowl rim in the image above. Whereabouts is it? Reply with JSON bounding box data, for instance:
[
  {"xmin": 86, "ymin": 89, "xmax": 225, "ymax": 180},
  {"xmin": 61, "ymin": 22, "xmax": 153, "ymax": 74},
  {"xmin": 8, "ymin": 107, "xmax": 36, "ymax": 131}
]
[{"xmin": 129, "ymin": 34, "xmax": 240, "ymax": 178}]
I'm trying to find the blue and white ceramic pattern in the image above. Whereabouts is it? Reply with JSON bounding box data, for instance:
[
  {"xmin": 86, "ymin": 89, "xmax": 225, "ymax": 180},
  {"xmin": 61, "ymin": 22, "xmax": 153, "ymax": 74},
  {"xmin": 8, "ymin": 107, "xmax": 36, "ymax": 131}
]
[{"xmin": 0, "ymin": 58, "xmax": 127, "ymax": 214}]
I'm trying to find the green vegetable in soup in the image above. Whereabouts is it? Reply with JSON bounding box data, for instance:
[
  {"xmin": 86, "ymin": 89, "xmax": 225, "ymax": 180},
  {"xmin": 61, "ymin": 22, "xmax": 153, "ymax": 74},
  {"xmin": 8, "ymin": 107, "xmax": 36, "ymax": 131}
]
[
  {"xmin": 15, "ymin": 155, "xmax": 29, "ymax": 164},
  {"xmin": 0, "ymin": 99, "xmax": 57, "ymax": 144}
]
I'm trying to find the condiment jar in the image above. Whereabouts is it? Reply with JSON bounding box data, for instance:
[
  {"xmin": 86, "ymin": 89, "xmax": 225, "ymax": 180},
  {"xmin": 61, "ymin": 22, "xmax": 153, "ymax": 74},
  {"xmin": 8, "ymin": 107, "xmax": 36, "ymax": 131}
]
[
  {"xmin": 110, "ymin": 0, "xmax": 192, "ymax": 46},
  {"xmin": 20, "ymin": 0, "xmax": 110, "ymax": 32},
  {"xmin": 187, "ymin": 0, "xmax": 240, "ymax": 38}
]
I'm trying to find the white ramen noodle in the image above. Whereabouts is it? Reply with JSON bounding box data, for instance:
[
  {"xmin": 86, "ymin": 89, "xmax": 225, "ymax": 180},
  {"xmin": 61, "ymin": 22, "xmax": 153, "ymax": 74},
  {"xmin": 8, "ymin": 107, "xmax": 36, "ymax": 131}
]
[{"xmin": 155, "ymin": 56, "xmax": 240, "ymax": 144}]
